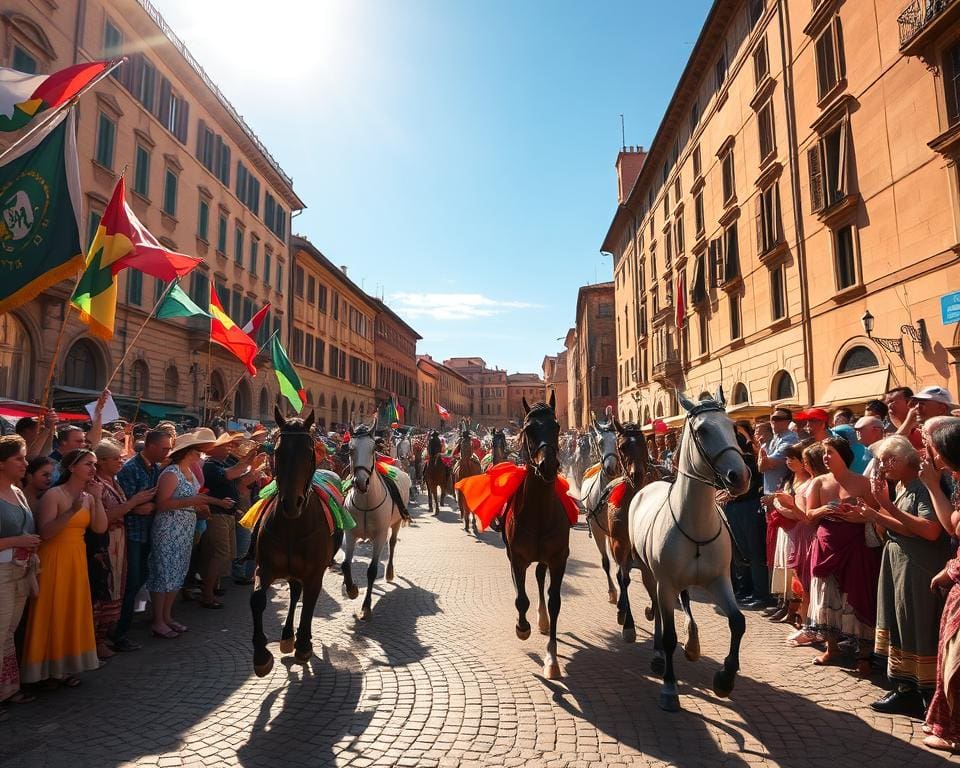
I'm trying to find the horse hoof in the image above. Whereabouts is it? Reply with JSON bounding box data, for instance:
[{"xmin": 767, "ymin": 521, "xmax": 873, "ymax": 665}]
[
  {"xmin": 538, "ymin": 617, "xmax": 550, "ymax": 635},
  {"xmin": 608, "ymin": 591, "xmax": 617, "ymax": 605},
  {"xmin": 658, "ymin": 692, "xmax": 681, "ymax": 712},
  {"xmin": 544, "ymin": 662, "xmax": 561, "ymax": 680},
  {"xmin": 516, "ymin": 624, "xmax": 531, "ymax": 641},
  {"xmin": 253, "ymin": 654, "xmax": 274, "ymax": 678},
  {"xmin": 617, "ymin": 609, "xmax": 625, "ymax": 626},
  {"xmin": 650, "ymin": 656, "xmax": 666, "ymax": 675},
  {"xmin": 347, "ymin": 585, "xmax": 359, "ymax": 600},
  {"xmin": 279, "ymin": 637, "xmax": 295, "ymax": 654},
  {"xmin": 713, "ymin": 669, "xmax": 736, "ymax": 698},
  {"xmin": 359, "ymin": 606, "xmax": 372, "ymax": 621},
  {"xmin": 295, "ymin": 647, "xmax": 312, "ymax": 663},
  {"xmin": 623, "ymin": 627, "xmax": 636, "ymax": 643},
  {"xmin": 684, "ymin": 642, "xmax": 701, "ymax": 663},
  {"xmin": 644, "ymin": 606, "xmax": 654, "ymax": 621}
]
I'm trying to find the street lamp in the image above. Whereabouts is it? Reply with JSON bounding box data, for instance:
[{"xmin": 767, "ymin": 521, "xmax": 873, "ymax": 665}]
[{"xmin": 860, "ymin": 309, "xmax": 927, "ymax": 358}]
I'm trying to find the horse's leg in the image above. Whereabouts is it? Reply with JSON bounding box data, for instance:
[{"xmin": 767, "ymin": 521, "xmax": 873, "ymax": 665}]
[
  {"xmin": 329, "ymin": 528, "xmax": 344, "ymax": 570},
  {"xmin": 639, "ymin": 561, "xmax": 664, "ymax": 674},
  {"xmin": 708, "ymin": 576, "xmax": 746, "ymax": 698},
  {"xmin": 543, "ymin": 554, "xmax": 568, "ymax": 680},
  {"xmin": 359, "ymin": 531, "xmax": 387, "ymax": 621},
  {"xmin": 679, "ymin": 589, "xmax": 701, "ymax": 662},
  {"xmin": 251, "ymin": 566, "xmax": 274, "ymax": 677},
  {"xmin": 294, "ymin": 577, "xmax": 322, "ymax": 662},
  {"xmin": 341, "ymin": 530, "xmax": 359, "ymax": 600},
  {"xmin": 656, "ymin": 581, "xmax": 681, "ymax": 712},
  {"xmin": 590, "ymin": 518, "xmax": 616, "ymax": 605},
  {"xmin": 457, "ymin": 488, "xmax": 469, "ymax": 531},
  {"xmin": 617, "ymin": 562, "xmax": 636, "ymax": 643},
  {"xmin": 535, "ymin": 562, "xmax": 549, "ymax": 635},
  {"xmin": 280, "ymin": 580, "xmax": 302, "ymax": 654},
  {"xmin": 511, "ymin": 557, "xmax": 531, "ymax": 640},
  {"xmin": 386, "ymin": 519, "xmax": 400, "ymax": 582}
]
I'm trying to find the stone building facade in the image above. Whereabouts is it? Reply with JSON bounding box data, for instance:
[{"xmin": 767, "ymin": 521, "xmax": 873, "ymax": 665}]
[
  {"xmin": 416, "ymin": 354, "xmax": 470, "ymax": 427},
  {"xmin": 506, "ymin": 373, "xmax": 546, "ymax": 424},
  {"xmin": 542, "ymin": 352, "xmax": 569, "ymax": 430},
  {"xmin": 570, "ymin": 283, "xmax": 617, "ymax": 428},
  {"xmin": 370, "ymin": 298, "xmax": 420, "ymax": 427},
  {"xmin": 0, "ymin": 0, "xmax": 304, "ymax": 424},
  {"xmin": 289, "ymin": 235, "xmax": 376, "ymax": 432},
  {"xmin": 604, "ymin": 0, "xmax": 960, "ymax": 425},
  {"xmin": 443, "ymin": 356, "xmax": 510, "ymax": 426}
]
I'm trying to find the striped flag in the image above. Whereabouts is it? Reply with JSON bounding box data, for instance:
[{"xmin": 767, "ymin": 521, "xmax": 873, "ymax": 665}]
[
  {"xmin": 242, "ymin": 302, "xmax": 269, "ymax": 337},
  {"xmin": 209, "ymin": 285, "xmax": 258, "ymax": 375},
  {"xmin": 435, "ymin": 403, "xmax": 450, "ymax": 421},
  {"xmin": 271, "ymin": 336, "xmax": 305, "ymax": 412},
  {"xmin": 0, "ymin": 60, "xmax": 111, "ymax": 133}
]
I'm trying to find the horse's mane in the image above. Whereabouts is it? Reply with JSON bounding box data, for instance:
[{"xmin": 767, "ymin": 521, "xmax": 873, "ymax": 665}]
[
  {"xmin": 351, "ymin": 423, "xmax": 376, "ymax": 438},
  {"xmin": 277, "ymin": 419, "xmax": 310, "ymax": 434},
  {"xmin": 523, "ymin": 402, "xmax": 555, "ymax": 423},
  {"xmin": 619, "ymin": 421, "xmax": 644, "ymax": 436}
]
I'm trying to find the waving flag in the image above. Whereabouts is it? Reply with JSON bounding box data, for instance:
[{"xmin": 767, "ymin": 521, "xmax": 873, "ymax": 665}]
[
  {"xmin": 385, "ymin": 393, "xmax": 400, "ymax": 424},
  {"xmin": 209, "ymin": 286, "xmax": 258, "ymax": 375},
  {"xmin": 0, "ymin": 60, "xmax": 112, "ymax": 133},
  {"xmin": 271, "ymin": 336, "xmax": 305, "ymax": 412},
  {"xmin": 435, "ymin": 403, "xmax": 450, "ymax": 421},
  {"xmin": 242, "ymin": 302, "xmax": 270, "ymax": 337},
  {"xmin": 156, "ymin": 281, "xmax": 209, "ymax": 320}
]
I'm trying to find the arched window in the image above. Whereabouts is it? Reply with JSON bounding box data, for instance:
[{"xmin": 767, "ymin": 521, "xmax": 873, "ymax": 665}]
[
  {"xmin": 838, "ymin": 345, "xmax": 879, "ymax": 373},
  {"xmin": 0, "ymin": 313, "xmax": 33, "ymax": 401},
  {"xmin": 732, "ymin": 383, "xmax": 749, "ymax": 404},
  {"xmin": 209, "ymin": 370, "xmax": 226, "ymax": 404},
  {"xmin": 234, "ymin": 380, "xmax": 251, "ymax": 418},
  {"xmin": 317, "ymin": 393, "xmax": 326, "ymax": 409},
  {"xmin": 306, "ymin": 390, "xmax": 314, "ymax": 405},
  {"xmin": 772, "ymin": 370, "xmax": 795, "ymax": 401},
  {"xmin": 130, "ymin": 360, "xmax": 149, "ymax": 398},
  {"xmin": 341, "ymin": 398, "xmax": 348, "ymax": 425},
  {"xmin": 655, "ymin": 402, "xmax": 664, "ymax": 418},
  {"xmin": 164, "ymin": 366, "xmax": 179, "ymax": 402},
  {"xmin": 643, "ymin": 407, "xmax": 651, "ymax": 424},
  {"xmin": 628, "ymin": 409, "xmax": 634, "ymax": 422},
  {"xmin": 259, "ymin": 388, "xmax": 269, "ymax": 419},
  {"xmin": 63, "ymin": 339, "xmax": 104, "ymax": 390}
]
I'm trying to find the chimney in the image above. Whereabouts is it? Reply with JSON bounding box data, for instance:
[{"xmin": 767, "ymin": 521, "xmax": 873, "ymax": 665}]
[
  {"xmin": 340, "ymin": 265, "xmax": 348, "ymax": 275},
  {"xmin": 615, "ymin": 145, "xmax": 646, "ymax": 205}
]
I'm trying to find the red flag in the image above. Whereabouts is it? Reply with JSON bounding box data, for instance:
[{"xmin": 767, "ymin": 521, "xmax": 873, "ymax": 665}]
[
  {"xmin": 209, "ymin": 286, "xmax": 258, "ymax": 375},
  {"xmin": 675, "ymin": 271, "xmax": 686, "ymax": 329},
  {"xmin": 241, "ymin": 303, "xmax": 270, "ymax": 337},
  {"xmin": 435, "ymin": 403, "xmax": 450, "ymax": 420},
  {"xmin": 33, "ymin": 60, "xmax": 112, "ymax": 111}
]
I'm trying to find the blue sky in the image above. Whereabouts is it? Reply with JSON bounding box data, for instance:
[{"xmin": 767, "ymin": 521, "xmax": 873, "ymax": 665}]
[{"xmin": 157, "ymin": 0, "xmax": 712, "ymax": 374}]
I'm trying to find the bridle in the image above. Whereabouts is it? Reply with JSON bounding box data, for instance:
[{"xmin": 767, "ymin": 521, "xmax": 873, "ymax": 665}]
[
  {"xmin": 675, "ymin": 401, "xmax": 744, "ymax": 491},
  {"xmin": 522, "ymin": 411, "xmax": 559, "ymax": 482},
  {"xmin": 274, "ymin": 430, "xmax": 316, "ymax": 515},
  {"xmin": 349, "ymin": 433, "xmax": 387, "ymax": 512},
  {"xmin": 594, "ymin": 425, "xmax": 619, "ymax": 479}
]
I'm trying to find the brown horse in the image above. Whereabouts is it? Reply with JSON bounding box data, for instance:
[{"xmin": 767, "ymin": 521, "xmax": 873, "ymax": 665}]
[
  {"xmin": 453, "ymin": 422, "xmax": 482, "ymax": 533},
  {"xmin": 423, "ymin": 431, "xmax": 449, "ymax": 515},
  {"xmin": 250, "ymin": 407, "xmax": 334, "ymax": 677},
  {"xmin": 503, "ymin": 392, "xmax": 570, "ymax": 679}
]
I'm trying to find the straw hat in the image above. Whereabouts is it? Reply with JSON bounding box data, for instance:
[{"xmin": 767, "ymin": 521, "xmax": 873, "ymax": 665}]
[{"xmin": 171, "ymin": 428, "xmax": 219, "ymax": 454}]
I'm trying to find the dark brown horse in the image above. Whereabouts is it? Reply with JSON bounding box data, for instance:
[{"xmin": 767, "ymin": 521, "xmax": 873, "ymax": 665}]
[
  {"xmin": 250, "ymin": 407, "xmax": 334, "ymax": 677},
  {"xmin": 423, "ymin": 431, "xmax": 449, "ymax": 515},
  {"xmin": 503, "ymin": 392, "xmax": 570, "ymax": 679},
  {"xmin": 453, "ymin": 422, "xmax": 482, "ymax": 533}
]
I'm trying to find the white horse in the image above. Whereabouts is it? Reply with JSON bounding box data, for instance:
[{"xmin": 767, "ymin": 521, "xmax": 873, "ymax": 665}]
[
  {"xmin": 342, "ymin": 416, "xmax": 412, "ymax": 620},
  {"xmin": 578, "ymin": 417, "xmax": 621, "ymax": 604},
  {"xmin": 628, "ymin": 390, "xmax": 751, "ymax": 712}
]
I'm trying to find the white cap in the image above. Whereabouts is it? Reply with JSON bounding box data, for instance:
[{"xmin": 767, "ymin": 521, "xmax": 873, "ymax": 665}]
[{"xmin": 912, "ymin": 386, "xmax": 959, "ymax": 409}]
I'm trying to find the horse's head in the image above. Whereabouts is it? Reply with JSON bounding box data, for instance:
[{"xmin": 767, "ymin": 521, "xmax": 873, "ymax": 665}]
[
  {"xmin": 273, "ymin": 406, "xmax": 316, "ymax": 519},
  {"xmin": 492, "ymin": 428, "xmax": 507, "ymax": 458},
  {"xmin": 613, "ymin": 418, "xmax": 649, "ymax": 485},
  {"xmin": 678, "ymin": 388, "xmax": 750, "ymax": 496},
  {"xmin": 521, "ymin": 391, "xmax": 560, "ymax": 482},
  {"xmin": 458, "ymin": 424, "xmax": 473, "ymax": 456},
  {"xmin": 592, "ymin": 415, "xmax": 619, "ymax": 479},
  {"xmin": 349, "ymin": 415, "xmax": 378, "ymax": 493},
  {"xmin": 428, "ymin": 431, "xmax": 441, "ymax": 457}
]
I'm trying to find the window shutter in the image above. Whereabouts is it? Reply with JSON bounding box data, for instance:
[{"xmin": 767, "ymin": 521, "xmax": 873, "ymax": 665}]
[
  {"xmin": 837, "ymin": 117, "xmax": 848, "ymax": 198},
  {"xmin": 178, "ymin": 99, "xmax": 189, "ymax": 144},
  {"xmin": 756, "ymin": 197, "xmax": 765, "ymax": 253},
  {"xmin": 808, "ymin": 145, "xmax": 824, "ymax": 212},
  {"xmin": 196, "ymin": 119, "xmax": 206, "ymax": 160},
  {"xmin": 774, "ymin": 183, "xmax": 782, "ymax": 244},
  {"xmin": 158, "ymin": 77, "xmax": 171, "ymax": 123},
  {"xmin": 724, "ymin": 224, "xmax": 740, "ymax": 283}
]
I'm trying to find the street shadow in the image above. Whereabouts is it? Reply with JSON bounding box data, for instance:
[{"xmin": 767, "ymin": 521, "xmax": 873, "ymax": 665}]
[
  {"xmin": 236, "ymin": 643, "xmax": 370, "ymax": 768},
  {"xmin": 351, "ymin": 578, "xmax": 441, "ymax": 668}
]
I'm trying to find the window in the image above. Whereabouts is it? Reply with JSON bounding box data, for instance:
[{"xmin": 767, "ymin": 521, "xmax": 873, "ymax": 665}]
[
  {"xmin": 748, "ymin": 0, "xmax": 765, "ymax": 26},
  {"xmin": 723, "ymin": 223, "xmax": 740, "ymax": 283},
  {"xmin": 12, "ymin": 46, "xmax": 37, "ymax": 74},
  {"xmin": 162, "ymin": 169, "xmax": 177, "ymax": 217},
  {"xmin": 834, "ymin": 224, "xmax": 858, "ymax": 289},
  {"xmin": 675, "ymin": 213, "xmax": 685, "ymax": 256},
  {"xmin": 190, "ymin": 269, "xmax": 208, "ymax": 307},
  {"xmin": 600, "ymin": 377, "xmax": 610, "ymax": 397},
  {"xmin": 808, "ymin": 119, "xmax": 849, "ymax": 212},
  {"xmin": 216, "ymin": 138, "xmax": 231, "ymax": 186},
  {"xmin": 304, "ymin": 332, "xmax": 315, "ymax": 368},
  {"xmin": 709, "ymin": 237, "xmax": 724, "ymax": 287},
  {"xmin": 757, "ymin": 182, "xmax": 782, "ymax": 253},
  {"xmin": 815, "ymin": 17, "xmax": 845, "ymax": 100},
  {"xmin": 295, "ymin": 266, "xmax": 305, "ymax": 297},
  {"xmin": 217, "ymin": 211, "xmax": 228, "ymax": 253},
  {"xmin": 197, "ymin": 121, "xmax": 215, "ymax": 171},
  {"xmin": 663, "ymin": 190, "xmax": 670, "ymax": 219},
  {"xmin": 771, "ymin": 263, "xmax": 786, "ymax": 321},
  {"xmin": 716, "ymin": 50, "xmax": 728, "ymax": 89},
  {"xmin": 86, "ymin": 210, "xmax": 102, "ymax": 252},
  {"xmin": 136, "ymin": 57, "xmax": 156, "ymax": 112},
  {"xmin": 754, "ymin": 37, "xmax": 769, "ymax": 88},
  {"xmin": 838, "ymin": 345, "xmax": 879, "ymax": 372},
  {"xmin": 690, "ymin": 100, "xmax": 700, "ymax": 132},
  {"xmin": 698, "ymin": 311, "xmax": 709, "ymax": 355},
  {"xmin": 235, "ymin": 161, "xmax": 261, "ymax": 215},
  {"xmin": 729, "ymin": 293, "xmax": 742, "ymax": 340},
  {"xmin": 597, "ymin": 302, "xmax": 613, "ymax": 317},
  {"xmin": 758, "ymin": 100, "xmax": 775, "ymax": 161},
  {"xmin": 127, "ymin": 269, "xmax": 142, "ymax": 305},
  {"xmin": 231, "ymin": 289, "xmax": 242, "ymax": 321},
  {"xmin": 104, "ymin": 19, "xmax": 123, "ymax": 60},
  {"xmin": 773, "ymin": 370, "xmax": 795, "ymax": 400},
  {"xmin": 133, "ymin": 145, "xmax": 150, "ymax": 197},
  {"xmin": 276, "ymin": 262, "xmax": 283, "ymax": 292},
  {"xmin": 249, "ymin": 236, "xmax": 259, "ymax": 276},
  {"xmin": 264, "ymin": 250, "xmax": 272, "ymax": 289},
  {"xmin": 95, "ymin": 113, "xmax": 116, "ymax": 169},
  {"xmin": 673, "ymin": 176, "xmax": 681, "ymax": 204},
  {"xmin": 721, "ymin": 148, "xmax": 735, "ymax": 204},
  {"xmin": 693, "ymin": 144, "xmax": 701, "ymax": 178},
  {"xmin": 315, "ymin": 338, "xmax": 325, "ymax": 372},
  {"xmin": 197, "ymin": 197, "xmax": 209, "ymax": 241},
  {"xmin": 665, "ymin": 229, "xmax": 672, "ymax": 269},
  {"xmin": 307, "ymin": 275, "xmax": 316, "ymax": 303},
  {"xmin": 946, "ymin": 41, "xmax": 960, "ymax": 126},
  {"xmin": 694, "ymin": 189, "xmax": 705, "ymax": 236},
  {"xmin": 234, "ymin": 225, "xmax": 244, "ymax": 266},
  {"xmin": 157, "ymin": 78, "xmax": 189, "ymax": 143},
  {"xmin": 264, "ymin": 192, "xmax": 287, "ymax": 239}
]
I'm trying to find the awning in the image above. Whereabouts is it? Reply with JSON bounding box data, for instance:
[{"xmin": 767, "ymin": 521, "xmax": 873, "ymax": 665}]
[
  {"xmin": 0, "ymin": 400, "xmax": 88, "ymax": 422},
  {"xmin": 817, "ymin": 368, "xmax": 890, "ymax": 408},
  {"xmin": 725, "ymin": 402, "xmax": 774, "ymax": 421}
]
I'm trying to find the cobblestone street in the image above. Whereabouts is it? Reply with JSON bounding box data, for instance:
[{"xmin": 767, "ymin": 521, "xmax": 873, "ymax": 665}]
[{"xmin": 2, "ymin": 494, "xmax": 955, "ymax": 768}]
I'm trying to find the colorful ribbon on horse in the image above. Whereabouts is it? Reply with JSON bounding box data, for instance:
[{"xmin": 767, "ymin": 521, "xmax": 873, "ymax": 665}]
[
  {"xmin": 582, "ymin": 463, "xmax": 601, "ymax": 480},
  {"xmin": 454, "ymin": 462, "xmax": 579, "ymax": 531},
  {"xmin": 239, "ymin": 469, "xmax": 356, "ymax": 531}
]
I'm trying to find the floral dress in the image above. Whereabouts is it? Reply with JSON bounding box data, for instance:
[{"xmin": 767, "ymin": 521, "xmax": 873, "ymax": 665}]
[{"xmin": 147, "ymin": 465, "xmax": 198, "ymax": 593}]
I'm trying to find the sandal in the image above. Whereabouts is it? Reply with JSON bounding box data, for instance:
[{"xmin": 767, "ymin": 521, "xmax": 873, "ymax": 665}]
[
  {"xmin": 169, "ymin": 622, "xmax": 188, "ymax": 633},
  {"xmin": 923, "ymin": 735, "xmax": 959, "ymax": 753},
  {"xmin": 60, "ymin": 676, "xmax": 81, "ymax": 688},
  {"xmin": 151, "ymin": 628, "xmax": 179, "ymax": 639},
  {"xmin": 6, "ymin": 691, "xmax": 36, "ymax": 704}
]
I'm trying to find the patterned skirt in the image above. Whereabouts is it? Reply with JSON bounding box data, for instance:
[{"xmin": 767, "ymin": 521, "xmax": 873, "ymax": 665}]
[{"xmin": 147, "ymin": 509, "xmax": 197, "ymax": 593}]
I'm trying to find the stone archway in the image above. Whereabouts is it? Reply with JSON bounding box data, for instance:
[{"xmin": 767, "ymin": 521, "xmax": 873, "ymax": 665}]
[
  {"xmin": 63, "ymin": 338, "xmax": 105, "ymax": 391},
  {"xmin": 209, "ymin": 370, "xmax": 226, "ymax": 405},
  {"xmin": 130, "ymin": 359, "xmax": 149, "ymax": 399},
  {"xmin": 234, "ymin": 379, "xmax": 252, "ymax": 419}
]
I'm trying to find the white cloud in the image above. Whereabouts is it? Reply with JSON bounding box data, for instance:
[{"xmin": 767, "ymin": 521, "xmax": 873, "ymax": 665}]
[{"xmin": 388, "ymin": 292, "xmax": 541, "ymax": 321}]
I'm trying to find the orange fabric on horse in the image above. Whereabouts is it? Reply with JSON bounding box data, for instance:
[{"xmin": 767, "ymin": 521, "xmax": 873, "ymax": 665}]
[{"xmin": 455, "ymin": 462, "xmax": 579, "ymax": 531}]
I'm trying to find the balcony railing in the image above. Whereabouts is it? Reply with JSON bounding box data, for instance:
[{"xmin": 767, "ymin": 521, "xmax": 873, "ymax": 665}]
[
  {"xmin": 652, "ymin": 356, "xmax": 682, "ymax": 382},
  {"xmin": 898, "ymin": 0, "xmax": 957, "ymax": 46}
]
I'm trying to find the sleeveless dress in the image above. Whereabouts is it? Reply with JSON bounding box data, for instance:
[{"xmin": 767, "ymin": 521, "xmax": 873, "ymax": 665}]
[
  {"xmin": 0, "ymin": 493, "xmax": 35, "ymax": 699},
  {"xmin": 147, "ymin": 465, "xmax": 199, "ymax": 593},
  {"xmin": 21, "ymin": 504, "xmax": 99, "ymax": 682}
]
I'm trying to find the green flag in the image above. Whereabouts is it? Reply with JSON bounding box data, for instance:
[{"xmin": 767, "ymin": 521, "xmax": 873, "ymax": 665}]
[
  {"xmin": 271, "ymin": 335, "xmax": 305, "ymax": 412},
  {"xmin": 0, "ymin": 111, "xmax": 83, "ymax": 314},
  {"xmin": 156, "ymin": 281, "xmax": 210, "ymax": 319}
]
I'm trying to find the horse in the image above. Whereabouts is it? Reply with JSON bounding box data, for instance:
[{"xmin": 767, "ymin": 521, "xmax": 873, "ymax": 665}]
[
  {"xmin": 570, "ymin": 433, "xmax": 592, "ymax": 489},
  {"xmin": 341, "ymin": 417, "xmax": 411, "ymax": 619},
  {"xmin": 453, "ymin": 423, "xmax": 483, "ymax": 533},
  {"xmin": 423, "ymin": 430, "xmax": 450, "ymax": 515},
  {"xmin": 504, "ymin": 392, "xmax": 570, "ymax": 680},
  {"xmin": 578, "ymin": 417, "xmax": 621, "ymax": 604},
  {"xmin": 628, "ymin": 390, "xmax": 750, "ymax": 711},
  {"xmin": 250, "ymin": 407, "xmax": 334, "ymax": 677}
]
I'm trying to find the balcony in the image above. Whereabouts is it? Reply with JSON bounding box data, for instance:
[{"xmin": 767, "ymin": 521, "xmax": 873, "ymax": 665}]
[
  {"xmin": 652, "ymin": 355, "xmax": 682, "ymax": 384},
  {"xmin": 898, "ymin": 0, "xmax": 960, "ymax": 56}
]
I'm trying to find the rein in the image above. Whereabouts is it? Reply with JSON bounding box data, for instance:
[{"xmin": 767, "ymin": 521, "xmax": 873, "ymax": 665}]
[{"xmin": 350, "ymin": 468, "xmax": 388, "ymax": 512}]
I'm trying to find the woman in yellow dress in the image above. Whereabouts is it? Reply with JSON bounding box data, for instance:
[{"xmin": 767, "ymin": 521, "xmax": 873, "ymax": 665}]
[{"xmin": 21, "ymin": 449, "xmax": 108, "ymax": 687}]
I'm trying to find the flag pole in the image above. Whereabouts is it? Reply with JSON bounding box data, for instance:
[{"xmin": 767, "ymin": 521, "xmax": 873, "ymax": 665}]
[
  {"xmin": 37, "ymin": 275, "xmax": 82, "ymax": 412},
  {"xmin": 216, "ymin": 329, "xmax": 280, "ymax": 417},
  {"xmin": 0, "ymin": 57, "xmax": 126, "ymax": 164},
  {"xmin": 103, "ymin": 278, "xmax": 176, "ymax": 391}
]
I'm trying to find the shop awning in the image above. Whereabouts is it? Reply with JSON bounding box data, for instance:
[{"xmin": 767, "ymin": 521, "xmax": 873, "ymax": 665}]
[
  {"xmin": 0, "ymin": 400, "xmax": 89, "ymax": 422},
  {"xmin": 725, "ymin": 402, "xmax": 775, "ymax": 421},
  {"xmin": 817, "ymin": 368, "xmax": 890, "ymax": 408}
]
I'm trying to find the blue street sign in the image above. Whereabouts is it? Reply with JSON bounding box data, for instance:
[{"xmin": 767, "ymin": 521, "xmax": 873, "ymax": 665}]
[{"xmin": 942, "ymin": 290, "xmax": 960, "ymax": 325}]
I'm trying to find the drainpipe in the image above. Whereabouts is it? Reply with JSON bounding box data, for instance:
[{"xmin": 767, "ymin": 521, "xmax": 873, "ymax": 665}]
[{"xmin": 777, "ymin": 0, "xmax": 814, "ymax": 407}]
